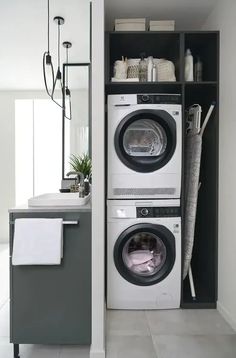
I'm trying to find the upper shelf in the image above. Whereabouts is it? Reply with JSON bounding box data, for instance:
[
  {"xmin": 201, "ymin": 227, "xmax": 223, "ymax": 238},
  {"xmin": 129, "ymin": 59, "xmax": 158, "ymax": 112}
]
[
  {"xmin": 106, "ymin": 31, "xmax": 219, "ymax": 86},
  {"xmin": 105, "ymin": 81, "xmax": 217, "ymax": 95}
]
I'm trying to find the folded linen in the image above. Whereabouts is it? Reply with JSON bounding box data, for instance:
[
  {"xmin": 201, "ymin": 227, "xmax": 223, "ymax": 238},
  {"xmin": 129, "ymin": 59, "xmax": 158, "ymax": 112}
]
[{"xmin": 12, "ymin": 218, "xmax": 63, "ymax": 265}]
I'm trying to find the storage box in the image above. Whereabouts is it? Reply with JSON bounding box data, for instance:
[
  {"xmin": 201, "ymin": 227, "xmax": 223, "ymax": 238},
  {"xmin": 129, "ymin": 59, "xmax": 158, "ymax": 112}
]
[
  {"xmin": 149, "ymin": 20, "xmax": 175, "ymax": 31},
  {"xmin": 115, "ymin": 18, "xmax": 146, "ymax": 32}
]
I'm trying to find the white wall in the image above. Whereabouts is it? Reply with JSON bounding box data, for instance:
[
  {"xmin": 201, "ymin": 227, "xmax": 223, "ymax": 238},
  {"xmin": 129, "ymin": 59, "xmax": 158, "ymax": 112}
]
[
  {"xmin": 203, "ymin": 0, "xmax": 236, "ymax": 330},
  {"xmin": 0, "ymin": 93, "xmax": 15, "ymax": 242},
  {"xmin": 91, "ymin": 0, "xmax": 105, "ymax": 357},
  {"xmin": 0, "ymin": 91, "xmax": 60, "ymax": 243}
]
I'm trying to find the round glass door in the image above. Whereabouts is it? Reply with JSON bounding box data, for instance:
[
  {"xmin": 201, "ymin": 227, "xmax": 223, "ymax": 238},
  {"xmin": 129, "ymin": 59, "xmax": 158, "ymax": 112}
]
[
  {"xmin": 115, "ymin": 109, "xmax": 176, "ymax": 173},
  {"xmin": 114, "ymin": 223, "xmax": 176, "ymax": 286},
  {"xmin": 123, "ymin": 119, "xmax": 167, "ymax": 157}
]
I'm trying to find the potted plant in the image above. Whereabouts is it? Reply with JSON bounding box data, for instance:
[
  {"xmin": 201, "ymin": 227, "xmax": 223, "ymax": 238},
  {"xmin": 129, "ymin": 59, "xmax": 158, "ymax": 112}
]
[{"xmin": 69, "ymin": 153, "xmax": 92, "ymax": 180}]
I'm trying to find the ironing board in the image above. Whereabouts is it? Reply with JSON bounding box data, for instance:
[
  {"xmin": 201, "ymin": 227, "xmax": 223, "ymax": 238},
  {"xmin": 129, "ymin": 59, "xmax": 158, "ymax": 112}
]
[{"xmin": 183, "ymin": 103, "xmax": 215, "ymax": 286}]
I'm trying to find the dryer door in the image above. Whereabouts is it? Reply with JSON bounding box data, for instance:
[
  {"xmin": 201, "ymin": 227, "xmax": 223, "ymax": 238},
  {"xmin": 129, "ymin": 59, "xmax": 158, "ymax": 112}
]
[
  {"xmin": 113, "ymin": 223, "xmax": 176, "ymax": 286},
  {"xmin": 114, "ymin": 109, "xmax": 176, "ymax": 173}
]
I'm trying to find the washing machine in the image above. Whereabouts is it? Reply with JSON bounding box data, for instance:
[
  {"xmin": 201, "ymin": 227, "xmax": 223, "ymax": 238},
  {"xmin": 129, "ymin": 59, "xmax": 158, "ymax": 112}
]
[
  {"xmin": 107, "ymin": 93, "xmax": 182, "ymax": 199},
  {"xmin": 107, "ymin": 199, "xmax": 181, "ymax": 309}
]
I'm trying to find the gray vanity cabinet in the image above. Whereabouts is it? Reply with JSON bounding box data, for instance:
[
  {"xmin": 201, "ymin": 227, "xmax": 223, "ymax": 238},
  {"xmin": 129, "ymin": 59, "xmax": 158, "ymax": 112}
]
[{"xmin": 9, "ymin": 210, "xmax": 91, "ymax": 345}]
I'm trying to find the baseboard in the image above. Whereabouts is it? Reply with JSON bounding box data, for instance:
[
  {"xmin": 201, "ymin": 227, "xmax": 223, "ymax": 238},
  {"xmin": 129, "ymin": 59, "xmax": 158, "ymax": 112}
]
[
  {"xmin": 89, "ymin": 347, "xmax": 105, "ymax": 358},
  {"xmin": 217, "ymin": 301, "xmax": 236, "ymax": 332}
]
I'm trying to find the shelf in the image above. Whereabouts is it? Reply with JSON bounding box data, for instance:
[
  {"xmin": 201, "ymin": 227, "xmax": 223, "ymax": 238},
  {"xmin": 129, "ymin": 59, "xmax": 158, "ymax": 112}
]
[
  {"xmin": 184, "ymin": 81, "xmax": 217, "ymax": 85},
  {"xmin": 106, "ymin": 81, "xmax": 217, "ymax": 86},
  {"xmin": 106, "ymin": 81, "xmax": 182, "ymax": 85},
  {"xmin": 105, "ymin": 82, "xmax": 182, "ymax": 95}
]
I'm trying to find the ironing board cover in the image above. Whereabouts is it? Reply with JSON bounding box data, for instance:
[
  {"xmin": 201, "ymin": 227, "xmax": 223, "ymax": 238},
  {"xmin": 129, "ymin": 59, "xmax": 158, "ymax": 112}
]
[{"xmin": 183, "ymin": 133, "xmax": 202, "ymax": 279}]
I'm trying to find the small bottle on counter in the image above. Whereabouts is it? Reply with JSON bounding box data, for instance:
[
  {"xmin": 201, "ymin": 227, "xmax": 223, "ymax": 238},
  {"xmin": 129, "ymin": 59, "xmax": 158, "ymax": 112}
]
[
  {"xmin": 139, "ymin": 53, "xmax": 147, "ymax": 82},
  {"xmin": 194, "ymin": 56, "xmax": 203, "ymax": 82},
  {"xmin": 84, "ymin": 177, "xmax": 90, "ymax": 196}
]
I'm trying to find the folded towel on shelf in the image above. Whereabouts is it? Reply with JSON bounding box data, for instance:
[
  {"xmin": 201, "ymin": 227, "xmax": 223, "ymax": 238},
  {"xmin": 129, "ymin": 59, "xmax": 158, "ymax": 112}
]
[{"xmin": 12, "ymin": 218, "xmax": 63, "ymax": 265}]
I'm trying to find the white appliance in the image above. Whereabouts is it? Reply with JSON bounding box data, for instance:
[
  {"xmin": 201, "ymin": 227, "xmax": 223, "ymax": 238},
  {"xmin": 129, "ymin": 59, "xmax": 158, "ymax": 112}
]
[
  {"xmin": 107, "ymin": 94, "xmax": 182, "ymax": 199},
  {"xmin": 107, "ymin": 199, "xmax": 181, "ymax": 309}
]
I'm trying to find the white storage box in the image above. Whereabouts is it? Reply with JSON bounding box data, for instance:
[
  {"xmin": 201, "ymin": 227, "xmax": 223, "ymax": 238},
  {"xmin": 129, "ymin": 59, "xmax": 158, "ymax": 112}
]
[
  {"xmin": 115, "ymin": 18, "xmax": 146, "ymax": 31},
  {"xmin": 149, "ymin": 20, "xmax": 175, "ymax": 31}
]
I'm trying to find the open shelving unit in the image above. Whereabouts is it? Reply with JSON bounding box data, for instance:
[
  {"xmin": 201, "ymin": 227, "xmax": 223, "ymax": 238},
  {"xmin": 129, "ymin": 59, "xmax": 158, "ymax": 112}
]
[{"xmin": 105, "ymin": 30, "xmax": 219, "ymax": 308}]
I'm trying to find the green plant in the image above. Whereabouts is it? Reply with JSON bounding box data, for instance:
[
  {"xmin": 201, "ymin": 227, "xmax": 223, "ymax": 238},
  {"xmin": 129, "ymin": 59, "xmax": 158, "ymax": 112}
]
[{"xmin": 69, "ymin": 153, "xmax": 92, "ymax": 178}]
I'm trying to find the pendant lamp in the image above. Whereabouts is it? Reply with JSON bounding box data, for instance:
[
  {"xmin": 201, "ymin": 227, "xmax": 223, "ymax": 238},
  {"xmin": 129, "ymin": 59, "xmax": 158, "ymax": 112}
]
[
  {"xmin": 63, "ymin": 41, "xmax": 72, "ymax": 120},
  {"xmin": 51, "ymin": 16, "xmax": 65, "ymax": 108}
]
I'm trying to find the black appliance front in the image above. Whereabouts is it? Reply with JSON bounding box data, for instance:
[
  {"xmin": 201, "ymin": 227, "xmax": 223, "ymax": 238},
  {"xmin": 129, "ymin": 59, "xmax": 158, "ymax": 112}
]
[
  {"xmin": 114, "ymin": 109, "xmax": 176, "ymax": 173},
  {"xmin": 113, "ymin": 223, "xmax": 176, "ymax": 286}
]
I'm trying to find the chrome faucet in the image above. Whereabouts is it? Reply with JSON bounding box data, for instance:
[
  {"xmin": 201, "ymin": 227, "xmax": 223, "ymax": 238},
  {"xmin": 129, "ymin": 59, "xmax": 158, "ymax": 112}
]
[
  {"xmin": 66, "ymin": 171, "xmax": 85, "ymax": 185},
  {"xmin": 66, "ymin": 171, "xmax": 85, "ymax": 197}
]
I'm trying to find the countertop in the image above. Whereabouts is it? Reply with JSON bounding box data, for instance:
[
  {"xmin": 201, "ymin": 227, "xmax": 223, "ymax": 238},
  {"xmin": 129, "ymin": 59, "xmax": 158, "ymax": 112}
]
[{"xmin": 9, "ymin": 201, "xmax": 91, "ymax": 213}]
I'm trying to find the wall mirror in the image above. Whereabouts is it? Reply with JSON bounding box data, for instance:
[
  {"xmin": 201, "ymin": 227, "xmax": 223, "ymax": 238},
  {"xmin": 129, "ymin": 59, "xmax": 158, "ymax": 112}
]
[{"xmin": 62, "ymin": 63, "xmax": 90, "ymax": 179}]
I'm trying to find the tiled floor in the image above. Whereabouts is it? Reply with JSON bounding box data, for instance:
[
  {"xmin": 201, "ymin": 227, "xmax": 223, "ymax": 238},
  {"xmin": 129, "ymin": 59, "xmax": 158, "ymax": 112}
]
[
  {"xmin": 1, "ymin": 244, "xmax": 236, "ymax": 357},
  {"xmin": 106, "ymin": 310, "xmax": 236, "ymax": 358}
]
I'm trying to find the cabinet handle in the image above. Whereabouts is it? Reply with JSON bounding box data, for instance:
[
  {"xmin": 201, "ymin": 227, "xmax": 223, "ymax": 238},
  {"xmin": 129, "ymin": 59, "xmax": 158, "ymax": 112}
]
[
  {"xmin": 63, "ymin": 220, "xmax": 79, "ymax": 225},
  {"xmin": 9, "ymin": 220, "xmax": 80, "ymax": 226}
]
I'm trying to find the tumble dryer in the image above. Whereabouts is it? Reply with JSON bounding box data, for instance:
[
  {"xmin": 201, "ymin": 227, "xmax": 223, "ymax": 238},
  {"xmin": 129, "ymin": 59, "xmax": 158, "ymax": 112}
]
[
  {"xmin": 107, "ymin": 94, "xmax": 182, "ymax": 199},
  {"xmin": 107, "ymin": 199, "xmax": 181, "ymax": 309}
]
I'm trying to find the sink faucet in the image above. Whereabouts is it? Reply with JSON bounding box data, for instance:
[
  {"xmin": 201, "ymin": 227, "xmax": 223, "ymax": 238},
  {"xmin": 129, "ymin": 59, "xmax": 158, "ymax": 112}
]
[
  {"xmin": 66, "ymin": 171, "xmax": 85, "ymax": 197},
  {"xmin": 66, "ymin": 171, "xmax": 85, "ymax": 185}
]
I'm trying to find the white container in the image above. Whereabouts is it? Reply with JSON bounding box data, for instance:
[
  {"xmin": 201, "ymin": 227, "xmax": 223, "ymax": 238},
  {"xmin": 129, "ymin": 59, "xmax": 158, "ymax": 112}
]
[
  {"xmin": 115, "ymin": 18, "xmax": 146, "ymax": 31},
  {"xmin": 185, "ymin": 49, "xmax": 194, "ymax": 82},
  {"xmin": 127, "ymin": 58, "xmax": 140, "ymax": 78},
  {"xmin": 114, "ymin": 60, "xmax": 127, "ymax": 80},
  {"xmin": 153, "ymin": 59, "xmax": 176, "ymax": 82},
  {"xmin": 149, "ymin": 20, "xmax": 175, "ymax": 31},
  {"xmin": 147, "ymin": 56, "xmax": 153, "ymax": 82},
  {"xmin": 152, "ymin": 64, "xmax": 157, "ymax": 81}
]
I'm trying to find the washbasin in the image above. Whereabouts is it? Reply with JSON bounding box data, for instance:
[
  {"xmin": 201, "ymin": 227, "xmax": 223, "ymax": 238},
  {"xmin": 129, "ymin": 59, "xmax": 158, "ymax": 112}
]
[{"xmin": 28, "ymin": 192, "xmax": 91, "ymax": 207}]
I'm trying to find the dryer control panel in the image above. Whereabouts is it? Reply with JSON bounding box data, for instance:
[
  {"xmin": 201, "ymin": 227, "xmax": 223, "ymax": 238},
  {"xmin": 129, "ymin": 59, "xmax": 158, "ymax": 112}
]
[
  {"xmin": 136, "ymin": 206, "xmax": 181, "ymax": 218},
  {"xmin": 137, "ymin": 94, "xmax": 181, "ymax": 105}
]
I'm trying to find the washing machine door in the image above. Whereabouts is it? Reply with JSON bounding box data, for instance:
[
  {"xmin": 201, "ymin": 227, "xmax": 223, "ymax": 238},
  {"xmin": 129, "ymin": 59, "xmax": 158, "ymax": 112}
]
[
  {"xmin": 114, "ymin": 223, "xmax": 176, "ymax": 286},
  {"xmin": 114, "ymin": 109, "xmax": 176, "ymax": 173}
]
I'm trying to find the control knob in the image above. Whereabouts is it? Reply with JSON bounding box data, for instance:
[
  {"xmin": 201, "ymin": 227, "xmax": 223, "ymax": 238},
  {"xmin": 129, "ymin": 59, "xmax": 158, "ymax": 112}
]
[
  {"xmin": 141, "ymin": 208, "xmax": 149, "ymax": 216},
  {"xmin": 141, "ymin": 95, "xmax": 150, "ymax": 103}
]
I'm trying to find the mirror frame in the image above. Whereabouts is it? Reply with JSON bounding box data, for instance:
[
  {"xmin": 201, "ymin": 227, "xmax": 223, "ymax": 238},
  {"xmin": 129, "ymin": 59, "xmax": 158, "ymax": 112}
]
[{"xmin": 62, "ymin": 62, "xmax": 91, "ymax": 180}]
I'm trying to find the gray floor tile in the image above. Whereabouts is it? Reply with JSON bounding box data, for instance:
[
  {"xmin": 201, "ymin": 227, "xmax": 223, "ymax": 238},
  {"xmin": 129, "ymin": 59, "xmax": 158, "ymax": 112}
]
[
  {"xmin": 20, "ymin": 344, "xmax": 60, "ymax": 358},
  {"xmin": 0, "ymin": 301, "xmax": 9, "ymax": 337},
  {"xmin": 107, "ymin": 309, "xmax": 150, "ymax": 336},
  {"xmin": 106, "ymin": 335, "xmax": 157, "ymax": 358},
  {"xmin": 59, "ymin": 345, "xmax": 90, "ymax": 357},
  {"xmin": 0, "ymin": 341, "xmax": 13, "ymax": 358},
  {"xmin": 152, "ymin": 334, "xmax": 236, "ymax": 358},
  {"xmin": 146, "ymin": 309, "xmax": 235, "ymax": 336}
]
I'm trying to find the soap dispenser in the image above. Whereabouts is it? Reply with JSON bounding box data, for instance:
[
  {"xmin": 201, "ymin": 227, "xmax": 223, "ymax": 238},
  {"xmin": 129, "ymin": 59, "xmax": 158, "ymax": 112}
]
[{"xmin": 185, "ymin": 49, "xmax": 194, "ymax": 81}]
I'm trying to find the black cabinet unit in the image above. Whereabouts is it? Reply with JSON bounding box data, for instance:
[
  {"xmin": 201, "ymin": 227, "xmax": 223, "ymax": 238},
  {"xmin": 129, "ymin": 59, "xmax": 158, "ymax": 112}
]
[
  {"xmin": 9, "ymin": 210, "xmax": 91, "ymax": 353},
  {"xmin": 105, "ymin": 31, "xmax": 219, "ymax": 308}
]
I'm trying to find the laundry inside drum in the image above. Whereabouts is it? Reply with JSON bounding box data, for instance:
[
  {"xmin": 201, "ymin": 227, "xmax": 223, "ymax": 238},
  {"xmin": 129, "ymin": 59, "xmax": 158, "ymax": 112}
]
[
  {"xmin": 122, "ymin": 232, "xmax": 167, "ymax": 276},
  {"xmin": 123, "ymin": 119, "xmax": 167, "ymax": 157}
]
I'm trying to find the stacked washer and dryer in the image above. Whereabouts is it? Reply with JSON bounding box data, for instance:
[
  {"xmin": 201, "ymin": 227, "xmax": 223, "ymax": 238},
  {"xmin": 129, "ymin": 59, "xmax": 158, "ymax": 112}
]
[{"xmin": 107, "ymin": 93, "xmax": 182, "ymax": 309}]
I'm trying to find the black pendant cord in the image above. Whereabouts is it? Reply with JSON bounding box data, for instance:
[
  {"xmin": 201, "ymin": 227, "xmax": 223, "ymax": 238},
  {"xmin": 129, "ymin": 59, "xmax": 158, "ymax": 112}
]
[
  {"xmin": 42, "ymin": 0, "xmax": 55, "ymax": 98},
  {"xmin": 51, "ymin": 17, "xmax": 64, "ymax": 108},
  {"xmin": 63, "ymin": 42, "xmax": 72, "ymax": 120},
  {"xmin": 47, "ymin": 0, "xmax": 50, "ymax": 53}
]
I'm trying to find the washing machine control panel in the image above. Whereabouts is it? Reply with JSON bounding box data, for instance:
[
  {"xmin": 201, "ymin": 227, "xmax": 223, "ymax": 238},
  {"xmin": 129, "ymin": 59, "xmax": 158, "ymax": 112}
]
[
  {"xmin": 137, "ymin": 94, "xmax": 181, "ymax": 105},
  {"xmin": 137, "ymin": 207, "xmax": 181, "ymax": 218}
]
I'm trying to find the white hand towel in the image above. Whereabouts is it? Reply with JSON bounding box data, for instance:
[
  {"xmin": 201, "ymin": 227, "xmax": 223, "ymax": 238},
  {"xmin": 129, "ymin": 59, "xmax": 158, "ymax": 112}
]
[{"xmin": 12, "ymin": 218, "xmax": 63, "ymax": 265}]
